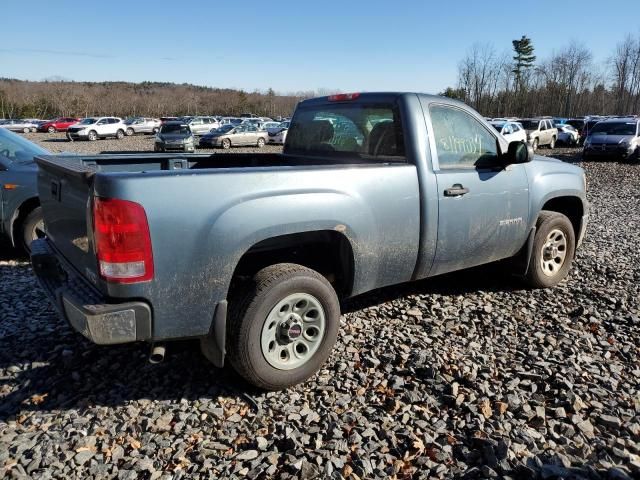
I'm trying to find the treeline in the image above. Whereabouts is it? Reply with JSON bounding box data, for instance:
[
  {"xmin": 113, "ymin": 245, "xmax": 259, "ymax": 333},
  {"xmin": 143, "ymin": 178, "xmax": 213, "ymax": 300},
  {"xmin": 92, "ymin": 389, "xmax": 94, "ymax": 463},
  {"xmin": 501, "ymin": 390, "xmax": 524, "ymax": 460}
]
[
  {"xmin": 0, "ymin": 79, "xmax": 323, "ymax": 119},
  {"xmin": 442, "ymin": 33, "xmax": 640, "ymax": 118}
]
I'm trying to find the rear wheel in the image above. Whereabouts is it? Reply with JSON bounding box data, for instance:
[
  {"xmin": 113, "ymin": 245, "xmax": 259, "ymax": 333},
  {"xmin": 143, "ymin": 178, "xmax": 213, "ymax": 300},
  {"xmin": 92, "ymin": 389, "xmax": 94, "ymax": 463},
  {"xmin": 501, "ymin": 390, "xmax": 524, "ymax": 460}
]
[
  {"xmin": 220, "ymin": 263, "xmax": 340, "ymax": 390},
  {"xmin": 47, "ymin": 126, "xmax": 56, "ymax": 133},
  {"xmin": 221, "ymin": 138, "xmax": 231, "ymax": 149},
  {"xmin": 116, "ymin": 129, "xmax": 125, "ymax": 140},
  {"xmin": 257, "ymin": 137, "xmax": 265, "ymax": 148},
  {"xmin": 21, "ymin": 207, "xmax": 45, "ymax": 253},
  {"xmin": 23, "ymin": 127, "xmax": 29, "ymax": 133},
  {"xmin": 126, "ymin": 127, "xmax": 134, "ymax": 136},
  {"xmin": 549, "ymin": 136, "xmax": 556, "ymax": 149},
  {"xmin": 152, "ymin": 127, "xmax": 159, "ymax": 134},
  {"xmin": 30, "ymin": 127, "xmax": 37, "ymax": 133},
  {"xmin": 523, "ymin": 211, "xmax": 575, "ymax": 288},
  {"xmin": 531, "ymin": 138, "xmax": 539, "ymax": 151},
  {"xmin": 88, "ymin": 130, "xmax": 98, "ymax": 141}
]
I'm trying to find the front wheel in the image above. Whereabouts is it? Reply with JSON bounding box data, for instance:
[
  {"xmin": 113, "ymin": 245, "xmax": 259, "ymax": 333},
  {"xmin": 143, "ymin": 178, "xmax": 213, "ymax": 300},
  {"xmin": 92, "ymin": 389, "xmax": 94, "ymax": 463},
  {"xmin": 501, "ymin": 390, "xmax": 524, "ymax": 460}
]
[
  {"xmin": 116, "ymin": 129, "xmax": 125, "ymax": 139},
  {"xmin": 88, "ymin": 130, "xmax": 98, "ymax": 141},
  {"xmin": 257, "ymin": 137, "xmax": 265, "ymax": 148},
  {"xmin": 548, "ymin": 136, "xmax": 556, "ymax": 149},
  {"xmin": 23, "ymin": 127, "xmax": 29, "ymax": 133},
  {"xmin": 523, "ymin": 211, "xmax": 576, "ymax": 288},
  {"xmin": 126, "ymin": 127, "xmax": 134, "ymax": 136},
  {"xmin": 531, "ymin": 138, "xmax": 539, "ymax": 151},
  {"xmin": 47, "ymin": 126, "xmax": 56, "ymax": 133},
  {"xmin": 21, "ymin": 207, "xmax": 45, "ymax": 253},
  {"xmin": 218, "ymin": 263, "xmax": 341, "ymax": 390},
  {"xmin": 221, "ymin": 138, "xmax": 231, "ymax": 149}
]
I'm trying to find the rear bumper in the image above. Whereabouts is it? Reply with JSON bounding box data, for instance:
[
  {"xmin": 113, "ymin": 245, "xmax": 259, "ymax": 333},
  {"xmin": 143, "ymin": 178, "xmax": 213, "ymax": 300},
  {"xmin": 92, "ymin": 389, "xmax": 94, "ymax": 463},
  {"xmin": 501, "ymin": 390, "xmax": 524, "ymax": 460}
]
[{"xmin": 30, "ymin": 239, "xmax": 152, "ymax": 345}]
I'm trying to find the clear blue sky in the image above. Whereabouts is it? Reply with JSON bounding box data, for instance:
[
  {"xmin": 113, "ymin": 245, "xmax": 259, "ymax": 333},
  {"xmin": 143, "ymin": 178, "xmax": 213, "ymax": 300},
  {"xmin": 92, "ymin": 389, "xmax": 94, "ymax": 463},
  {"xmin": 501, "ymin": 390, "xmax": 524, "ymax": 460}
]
[{"xmin": 2, "ymin": 0, "xmax": 638, "ymax": 94}]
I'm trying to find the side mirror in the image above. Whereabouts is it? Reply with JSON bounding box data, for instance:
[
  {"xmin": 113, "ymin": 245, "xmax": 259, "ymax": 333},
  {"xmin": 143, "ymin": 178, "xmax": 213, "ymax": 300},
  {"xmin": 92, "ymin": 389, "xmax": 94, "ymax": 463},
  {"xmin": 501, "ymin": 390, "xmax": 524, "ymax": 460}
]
[{"xmin": 503, "ymin": 141, "xmax": 532, "ymax": 165}]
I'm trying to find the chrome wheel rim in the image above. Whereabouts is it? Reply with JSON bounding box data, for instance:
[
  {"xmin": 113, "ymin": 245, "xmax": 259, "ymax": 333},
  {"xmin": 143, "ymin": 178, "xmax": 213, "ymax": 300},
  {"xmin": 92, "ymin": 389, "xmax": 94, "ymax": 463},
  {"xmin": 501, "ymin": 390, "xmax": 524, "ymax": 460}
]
[
  {"xmin": 261, "ymin": 293, "xmax": 325, "ymax": 370},
  {"xmin": 540, "ymin": 228, "xmax": 567, "ymax": 277}
]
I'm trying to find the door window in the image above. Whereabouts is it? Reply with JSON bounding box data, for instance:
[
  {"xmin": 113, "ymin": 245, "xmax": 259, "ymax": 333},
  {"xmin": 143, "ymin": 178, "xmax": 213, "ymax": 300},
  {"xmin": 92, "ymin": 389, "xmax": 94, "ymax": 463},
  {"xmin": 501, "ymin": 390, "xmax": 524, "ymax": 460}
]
[{"xmin": 429, "ymin": 105, "xmax": 499, "ymax": 169}]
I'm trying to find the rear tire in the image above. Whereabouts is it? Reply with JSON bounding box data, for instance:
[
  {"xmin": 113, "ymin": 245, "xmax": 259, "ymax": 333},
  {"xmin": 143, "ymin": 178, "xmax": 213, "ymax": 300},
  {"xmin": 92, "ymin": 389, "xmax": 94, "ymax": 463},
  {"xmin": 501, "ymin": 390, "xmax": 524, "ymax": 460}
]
[
  {"xmin": 47, "ymin": 126, "xmax": 56, "ymax": 133},
  {"xmin": 126, "ymin": 127, "xmax": 134, "ymax": 136},
  {"xmin": 221, "ymin": 138, "xmax": 231, "ymax": 149},
  {"xmin": 531, "ymin": 138, "xmax": 539, "ymax": 151},
  {"xmin": 116, "ymin": 129, "xmax": 125, "ymax": 140},
  {"xmin": 548, "ymin": 136, "xmax": 556, "ymax": 149},
  {"xmin": 222, "ymin": 263, "xmax": 340, "ymax": 390},
  {"xmin": 523, "ymin": 211, "xmax": 575, "ymax": 288},
  {"xmin": 23, "ymin": 127, "xmax": 29, "ymax": 133},
  {"xmin": 21, "ymin": 207, "xmax": 45, "ymax": 253},
  {"xmin": 257, "ymin": 137, "xmax": 265, "ymax": 148}
]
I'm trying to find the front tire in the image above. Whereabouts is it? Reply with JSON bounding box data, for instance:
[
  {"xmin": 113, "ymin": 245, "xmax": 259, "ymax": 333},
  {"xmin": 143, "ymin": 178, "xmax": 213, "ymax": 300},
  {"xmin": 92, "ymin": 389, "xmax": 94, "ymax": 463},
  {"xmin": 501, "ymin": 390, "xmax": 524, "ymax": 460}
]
[
  {"xmin": 548, "ymin": 136, "xmax": 556, "ymax": 149},
  {"xmin": 126, "ymin": 127, "xmax": 134, "ymax": 136},
  {"xmin": 531, "ymin": 138, "xmax": 539, "ymax": 151},
  {"xmin": 523, "ymin": 211, "xmax": 576, "ymax": 288},
  {"xmin": 21, "ymin": 207, "xmax": 45, "ymax": 253},
  {"xmin": 47, "ymin": 126, "xmax": 56, "ymax": 133},
  {"xmin": 221, "ymin": 263, "xmax": 340, "ymax": 390},
  {"xmin": 23, "ymin": 127, "xmax": 29, "ymax": 133},
  {"xmin": 88, "ymin": 130, "xmax": 98, "ymax": 141},
  {"xmin": 221, "ymin": 138, "xmax": 231, "ymax": 149},
  {"xmin": 257, "ymin": 137, "xmax": 265, "ymax": 148}
]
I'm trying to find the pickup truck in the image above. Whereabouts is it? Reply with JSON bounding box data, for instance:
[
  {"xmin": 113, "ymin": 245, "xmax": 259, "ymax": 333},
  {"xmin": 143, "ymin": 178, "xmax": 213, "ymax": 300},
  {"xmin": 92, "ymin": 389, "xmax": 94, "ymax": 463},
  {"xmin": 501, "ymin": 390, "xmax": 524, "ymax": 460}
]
[{"xmin": 31, "ymin": 92, "xmax": 588, "ymax": 390}]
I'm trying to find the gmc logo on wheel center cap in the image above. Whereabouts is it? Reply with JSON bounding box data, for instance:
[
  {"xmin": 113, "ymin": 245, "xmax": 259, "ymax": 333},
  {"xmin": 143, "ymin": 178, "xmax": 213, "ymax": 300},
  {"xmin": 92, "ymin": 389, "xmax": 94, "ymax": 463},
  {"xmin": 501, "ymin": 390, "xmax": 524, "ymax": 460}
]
[{"xmin": 288, "ymin": 324, "xmax": 302, "ymax": 338}]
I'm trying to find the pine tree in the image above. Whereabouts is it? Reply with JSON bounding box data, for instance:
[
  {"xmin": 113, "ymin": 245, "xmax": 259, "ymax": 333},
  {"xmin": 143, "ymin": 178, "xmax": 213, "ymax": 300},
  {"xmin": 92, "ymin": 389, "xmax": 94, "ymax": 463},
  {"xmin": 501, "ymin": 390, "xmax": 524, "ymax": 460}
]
[{"xmin": 512, "ymin": 35, "xmax": 536, "ymax": 91}]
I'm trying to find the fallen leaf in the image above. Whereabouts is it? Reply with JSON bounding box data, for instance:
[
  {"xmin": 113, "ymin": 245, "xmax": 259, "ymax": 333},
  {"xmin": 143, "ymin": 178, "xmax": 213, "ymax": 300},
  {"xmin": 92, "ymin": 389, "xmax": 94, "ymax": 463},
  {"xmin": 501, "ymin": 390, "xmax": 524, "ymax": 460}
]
[
  {"xmin": 479, "ymin": 398, "xmax": 492, "ymax": 418},
  {"xmin": 30, "ymin": 393, "xmax": 48, "ymax": 405},
  {"xmin": 343, "ymin": 464, "xmax": 354, "ymax": 477}
]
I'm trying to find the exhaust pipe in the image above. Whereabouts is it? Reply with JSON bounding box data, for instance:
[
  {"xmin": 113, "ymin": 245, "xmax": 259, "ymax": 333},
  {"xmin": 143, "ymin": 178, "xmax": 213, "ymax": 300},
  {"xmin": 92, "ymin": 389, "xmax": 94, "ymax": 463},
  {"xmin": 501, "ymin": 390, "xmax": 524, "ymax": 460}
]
[{"xmin": 149, "ymin": 344, "xmax": 166, "ymax": 364}]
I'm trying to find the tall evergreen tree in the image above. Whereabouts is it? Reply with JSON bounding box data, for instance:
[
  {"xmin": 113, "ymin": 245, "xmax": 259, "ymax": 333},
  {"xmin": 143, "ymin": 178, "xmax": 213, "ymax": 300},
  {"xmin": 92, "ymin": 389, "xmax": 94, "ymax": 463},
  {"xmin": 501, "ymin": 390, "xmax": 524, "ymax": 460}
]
[{"xmin": 512, "ymin": 35, "xmax": 536, "ymax": 91}]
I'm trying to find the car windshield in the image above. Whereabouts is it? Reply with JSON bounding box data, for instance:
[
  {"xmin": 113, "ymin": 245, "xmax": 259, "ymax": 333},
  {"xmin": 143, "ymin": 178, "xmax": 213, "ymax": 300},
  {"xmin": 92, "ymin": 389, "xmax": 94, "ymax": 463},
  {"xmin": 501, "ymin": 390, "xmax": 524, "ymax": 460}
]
[
  {"xmin": 279, "ymin": 121, "xmax": 290, "ymax": 129},
  {"xmin": 591, "ymin": 122, "xmax": 637, "ymax": 135},
  {"xmin": 79, "ymin": 118, "xmax": 97, "ymax": 125},
  {"xmin": 161, "ymin": 124, "xmax": 190, "ymax": 135},
  {"xmin": 0, "ymin": 128, "xmax": 48, "ymax": 163},
  {"xmin": 285, "ymin": 101, "xmax": 405, "ymax": 161},
  {"xmin": 124, "ymin": 118, "xmax": 141, "ymax": 124},
  {"xmin": 519, "ymin": 120, "xmax": 540, "ymax": 130},
  {"xmin": 214, "ymin": 125, "xmax": 235, "ymax": 133}
]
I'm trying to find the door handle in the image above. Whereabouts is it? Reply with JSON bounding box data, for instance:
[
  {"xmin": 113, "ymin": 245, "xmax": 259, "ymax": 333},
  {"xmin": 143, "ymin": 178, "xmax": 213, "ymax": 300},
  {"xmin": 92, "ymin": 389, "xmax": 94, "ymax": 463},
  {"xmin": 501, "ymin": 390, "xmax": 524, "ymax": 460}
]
[{"xmin": 444, "ymin": 184, "xmax": 469, "ymax": 197}]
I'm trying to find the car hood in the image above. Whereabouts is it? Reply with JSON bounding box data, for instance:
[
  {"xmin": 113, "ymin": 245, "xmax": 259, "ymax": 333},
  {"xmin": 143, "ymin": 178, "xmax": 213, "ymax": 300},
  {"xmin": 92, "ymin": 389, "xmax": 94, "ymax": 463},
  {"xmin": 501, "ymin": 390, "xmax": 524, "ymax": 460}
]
[
  {"xmin": 158, "ymin": 134, "xmax": 191, "ymax": 141},
  {"xmin": 69, "ymin": 124, "xmax": 94, "ymax": 129},
  {"xmin": 588, "ymin": 134, "xmax": 632, "ymax": 144}
]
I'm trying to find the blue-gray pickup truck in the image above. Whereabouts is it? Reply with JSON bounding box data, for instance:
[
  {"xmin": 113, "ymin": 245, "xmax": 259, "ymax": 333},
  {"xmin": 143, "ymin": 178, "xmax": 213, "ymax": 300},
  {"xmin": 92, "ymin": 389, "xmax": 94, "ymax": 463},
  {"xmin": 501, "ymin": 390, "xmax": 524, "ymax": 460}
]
[{"xmin": 31, "ymin": 93, "xmax": 588, "ymax": 390}]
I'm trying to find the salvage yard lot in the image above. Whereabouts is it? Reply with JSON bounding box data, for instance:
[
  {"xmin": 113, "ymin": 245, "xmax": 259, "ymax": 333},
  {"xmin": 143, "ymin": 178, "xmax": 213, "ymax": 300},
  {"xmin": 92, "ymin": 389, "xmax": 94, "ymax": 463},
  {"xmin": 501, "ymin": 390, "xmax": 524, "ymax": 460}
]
[{"xmin": 1, "ymin": 138, "xmax": 639, "ymax": 479}]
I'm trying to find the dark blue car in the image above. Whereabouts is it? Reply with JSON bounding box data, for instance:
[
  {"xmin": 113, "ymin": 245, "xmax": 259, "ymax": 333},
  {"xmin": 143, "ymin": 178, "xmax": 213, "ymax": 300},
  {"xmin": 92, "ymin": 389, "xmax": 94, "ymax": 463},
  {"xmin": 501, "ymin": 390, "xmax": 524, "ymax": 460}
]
[{"xmin": 0, "ymin": 128, "xmax": 49, "ymax": 251}]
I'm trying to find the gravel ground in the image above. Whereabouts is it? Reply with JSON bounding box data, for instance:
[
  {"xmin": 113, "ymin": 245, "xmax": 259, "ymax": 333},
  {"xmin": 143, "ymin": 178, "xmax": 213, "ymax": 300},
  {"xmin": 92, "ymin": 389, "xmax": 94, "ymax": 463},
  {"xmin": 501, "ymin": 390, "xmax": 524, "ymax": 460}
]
[
  {"xmin": 1, "ymin": 141, "xmax": 639, "ymax": 479},
  {"xmin": 22, "ymin": 131, "xmax": 284, "ymax": 155}
]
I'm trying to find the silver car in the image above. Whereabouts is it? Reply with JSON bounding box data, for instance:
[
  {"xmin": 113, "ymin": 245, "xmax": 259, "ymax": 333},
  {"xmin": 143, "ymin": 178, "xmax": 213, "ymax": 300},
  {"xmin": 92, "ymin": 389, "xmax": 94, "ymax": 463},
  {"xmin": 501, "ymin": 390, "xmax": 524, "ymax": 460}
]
[
  {"xmin": 184, "ymin": 116, "xmax": 220, "ymax": 135},
  {"xmin": 0, "ymin": 119, "xmax": 39, "ymax": 133},
  {"xmin": 124, "ymin": 117, "xmax": 161, "ymax": 136},
  {"xmin": 199, "ymin": 124, "xmax": 268, "ymax": 149}
]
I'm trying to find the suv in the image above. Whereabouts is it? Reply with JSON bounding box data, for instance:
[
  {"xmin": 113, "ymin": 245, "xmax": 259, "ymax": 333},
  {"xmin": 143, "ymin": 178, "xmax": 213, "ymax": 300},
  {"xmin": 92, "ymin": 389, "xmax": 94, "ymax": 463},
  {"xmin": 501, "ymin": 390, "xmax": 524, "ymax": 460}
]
[
  {"xmin": 154, "ymin": 122, "xmax": 195, "ymax": 152},
  {"xmin": 124, "ymin": 117, "xmax": 161, "ymax": 136},
  {"xmin": 583, "ymin": 118, "xmax": 640, "ymax": 161},
  {"xmin": 38, "ymin": 117, "xmax": 80, "ymax": 133},
  {"xmin": 66, "ymin": 117, "xmax": 125, "ymax": 141},
  {"xmin": 519, "ymin": 118, "xmax": 558, "ymax": 150},
  {"xmin": 184, "ymin": 116, "xmax": 220, "ymax": 135}
]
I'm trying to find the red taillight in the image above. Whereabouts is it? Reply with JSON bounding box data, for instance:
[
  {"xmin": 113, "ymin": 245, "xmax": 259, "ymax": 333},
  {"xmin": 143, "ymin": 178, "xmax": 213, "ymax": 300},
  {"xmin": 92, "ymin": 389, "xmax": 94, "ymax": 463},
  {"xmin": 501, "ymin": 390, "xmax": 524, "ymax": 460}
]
[
  {"xmin": 328, "ymin": 92, "xmax": 360, "ymax": 101},
  {"xmin": 93, "ymin": 197, "xmax": 154, "ymax": 284}
]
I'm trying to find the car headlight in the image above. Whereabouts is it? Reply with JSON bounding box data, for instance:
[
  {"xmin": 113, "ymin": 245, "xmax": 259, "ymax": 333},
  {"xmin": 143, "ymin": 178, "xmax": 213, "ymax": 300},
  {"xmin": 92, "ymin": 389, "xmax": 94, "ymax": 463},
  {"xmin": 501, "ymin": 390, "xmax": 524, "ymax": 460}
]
[{"xmin": 619, "ymin": 140, "xmax": 629, "ymax": 147}]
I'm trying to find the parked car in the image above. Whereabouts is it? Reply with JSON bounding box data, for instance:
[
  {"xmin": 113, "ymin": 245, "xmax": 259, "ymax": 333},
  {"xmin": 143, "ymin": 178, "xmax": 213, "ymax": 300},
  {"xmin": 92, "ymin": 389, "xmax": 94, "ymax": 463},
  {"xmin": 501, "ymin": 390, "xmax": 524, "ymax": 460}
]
[
  {"xmin": 556, "ymin": 125, "xmax": 580, "ymax": 146},
  {"xmin": 154, "ymin": 121, "xmax": 195, "ymax": 152},
  {"xmin": 32, "ymin": 92, "xmax": 588, "ymax": 391},
  {"xmin": 199, "ymin": 123, "xmax": 268, "ymax": 149},
  {"xmin": 260, "ymin": 121, "xmax": 282, "ymax": 131},
  {"xmin": 160, "ymin": 117, "xmax": 179, "ymax": 124},
  {"xmin": 124, "ymin": 117, "xmax": 161, "ymax": 136},
  {"xmin": 583, "ymin": 118, "xmax": 640, "ymax": 161},
  {"xmin": 0, "ymin": 119, "xmax": 39, "ymax": 133},
  {"xmin": 38, "ymin": 117, "xmax": 80, "ymax": 133},
  {"xmin": 519, "ymin": 118, "xmax": 558, "ymax": 150},
  {"xmin": 219, "ymin": 117, "xmax": 243, "ymax": 127},
  {"xmin": 490, "ymin": 121, "xmax": 527, "ymax": 144},
  {"xmin": 66, "ymin": 117, "xmax": 125, "ymax": 141},
  {"xmin": 0, "ymin": 128, "xmax": 49, "ymax": 251},
  {"xmin": 184, "ymin": 116, "xmax": 220, "ymax": 135},
  {"xmin": 267, "ymin": 121, "xmax": 290, "ymax": 144}
]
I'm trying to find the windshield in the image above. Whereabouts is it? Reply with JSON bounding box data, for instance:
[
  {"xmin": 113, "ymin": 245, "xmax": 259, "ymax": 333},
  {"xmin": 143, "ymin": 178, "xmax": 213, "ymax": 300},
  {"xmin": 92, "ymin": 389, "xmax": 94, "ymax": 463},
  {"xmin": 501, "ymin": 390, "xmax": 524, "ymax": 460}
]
[
  {"xmin": 214, "ymin": 125, "xmax": 234, "ymax": 134},
  {"xmin": 285, "ymin": 101, "xmax": 405, "ymax": 161},
  {"xmin": 590, "ymin": 122, "xmax": 637, "ymax": 135},
  {"xmin": 279, "ymin": 121, "xmax": 290, "ymax": 129},
  {"xmin": 0, "ymin": 128, "xmax": 48, "ymax": 163},
  {"xmin": 519, "ymin": 120, "xmax": 540, "ymax": 130},
  {"xmin": 79, "ymin": 118, "xmax": 97, "ymax": 125},
  {"xmin": 160, "ymin": 124, "xmax": 190, "ymax": 135},
  {"xmin": 124, "ymin": 118, "xmax": 141, "ymax": 125}
]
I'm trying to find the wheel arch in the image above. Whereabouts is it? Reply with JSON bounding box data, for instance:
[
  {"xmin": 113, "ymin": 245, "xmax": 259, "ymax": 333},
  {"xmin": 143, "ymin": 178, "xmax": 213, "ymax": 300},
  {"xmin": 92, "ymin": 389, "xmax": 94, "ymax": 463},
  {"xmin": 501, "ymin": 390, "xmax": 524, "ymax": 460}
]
[
  {"xmin": 540, "ymin": 195, "xmax": 584, "ymax": 240},
  {"xmin": 10, "ymin": 196, "xmax": 40, "ymax": 247}
]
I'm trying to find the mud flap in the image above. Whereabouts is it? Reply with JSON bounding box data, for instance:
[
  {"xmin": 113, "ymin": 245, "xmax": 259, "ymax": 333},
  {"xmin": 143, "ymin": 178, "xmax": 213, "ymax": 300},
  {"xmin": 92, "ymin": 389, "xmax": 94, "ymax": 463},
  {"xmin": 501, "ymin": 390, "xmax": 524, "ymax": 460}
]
[{"xmin": 201, "ymin": 301, "xmax": 227, "ymax": 368}]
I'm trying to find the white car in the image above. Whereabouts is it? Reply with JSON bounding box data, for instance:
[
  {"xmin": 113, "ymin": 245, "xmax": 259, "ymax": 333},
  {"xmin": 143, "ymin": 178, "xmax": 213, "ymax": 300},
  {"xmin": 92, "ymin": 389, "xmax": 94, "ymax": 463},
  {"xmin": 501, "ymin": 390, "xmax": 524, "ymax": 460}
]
[
  {"xmin": 556, "ymin": 124, "xmax": 580, "ymax": 146},
  {"xmin": 490, "ymin": 121, "xmax": 527, "ymax": 144},
  {"xmin": 0, "ymin": 119, "xmax": 39, "ymax": 133},
  {"xmin": 66, "ymin": 117, "xmax": 126, "ymax": 141},
  {"xmin": 124, "ymin": 117, "xmax": 161, "ymax": 136},
  {"xmin": 267, "ymin": 121, "xmax": 290, "ymax": 144}
]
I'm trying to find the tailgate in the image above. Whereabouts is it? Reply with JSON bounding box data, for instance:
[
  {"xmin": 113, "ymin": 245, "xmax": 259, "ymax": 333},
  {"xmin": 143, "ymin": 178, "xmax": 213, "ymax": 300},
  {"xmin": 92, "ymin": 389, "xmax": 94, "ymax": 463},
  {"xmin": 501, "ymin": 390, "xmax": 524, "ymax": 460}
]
[{"xmin": 35, "ymin": 155, "xmax": 98, "ymax": 280}]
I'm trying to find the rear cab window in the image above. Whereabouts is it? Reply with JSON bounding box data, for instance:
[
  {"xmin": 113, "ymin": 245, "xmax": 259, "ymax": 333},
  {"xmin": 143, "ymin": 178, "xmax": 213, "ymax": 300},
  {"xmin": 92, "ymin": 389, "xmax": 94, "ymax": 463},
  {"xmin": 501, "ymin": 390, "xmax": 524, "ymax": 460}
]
[{"xmin": 285, "ymin": 99, "xmax": 406, "ymax": 162}]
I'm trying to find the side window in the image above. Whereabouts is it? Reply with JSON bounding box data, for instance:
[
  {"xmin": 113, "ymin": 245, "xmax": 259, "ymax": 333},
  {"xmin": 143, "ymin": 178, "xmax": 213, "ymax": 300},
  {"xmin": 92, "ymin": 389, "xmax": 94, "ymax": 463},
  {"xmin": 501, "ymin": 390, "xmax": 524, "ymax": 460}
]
[
  {"xmin": 429, "ymin": 104, "xmax": 499, "ymax": 169},
  {"xmin": 540, "ymin": 121, "xmax": 547, "ymax": 131},
  {"xmin": 503, "ymin": 124, "xmax": 512, "ymax": 135},
  {"xmin": 97, "ymin": 119, "xmax": 107, "ymax": 125}
]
